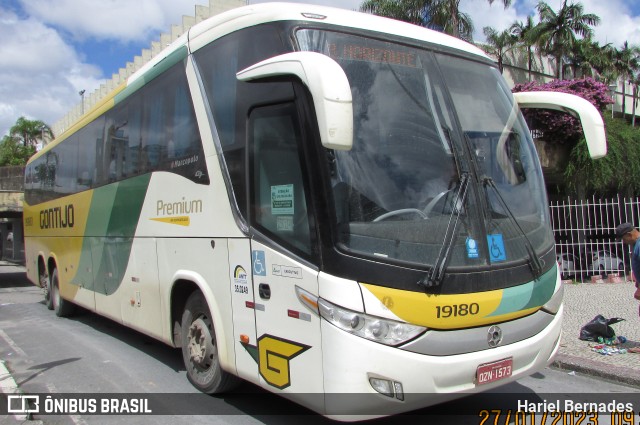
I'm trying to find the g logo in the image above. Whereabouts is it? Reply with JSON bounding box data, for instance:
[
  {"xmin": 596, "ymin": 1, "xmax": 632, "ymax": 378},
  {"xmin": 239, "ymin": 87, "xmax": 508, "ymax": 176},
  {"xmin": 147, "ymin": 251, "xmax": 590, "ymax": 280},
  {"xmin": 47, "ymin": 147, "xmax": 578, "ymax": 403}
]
[{"xmin": 257, "ymin": 335, "xmax": 310, "ymax": 389}]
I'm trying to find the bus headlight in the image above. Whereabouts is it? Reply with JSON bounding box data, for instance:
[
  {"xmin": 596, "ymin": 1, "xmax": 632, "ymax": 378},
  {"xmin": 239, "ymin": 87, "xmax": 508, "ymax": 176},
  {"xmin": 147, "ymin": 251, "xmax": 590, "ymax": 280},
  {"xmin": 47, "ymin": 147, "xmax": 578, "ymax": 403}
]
[{"xmin": 317, "ymin": 298, "xmax": 426, "ymax": 346}]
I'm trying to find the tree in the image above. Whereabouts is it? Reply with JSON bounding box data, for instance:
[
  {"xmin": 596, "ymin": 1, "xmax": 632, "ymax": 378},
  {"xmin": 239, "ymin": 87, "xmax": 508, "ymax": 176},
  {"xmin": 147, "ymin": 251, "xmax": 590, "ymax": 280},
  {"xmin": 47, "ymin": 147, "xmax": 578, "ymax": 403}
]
[
  {"xmin": 510, "ymin": 15, "xmax": 537, "ymax": 81},
  {"xmin": 9, "ymin": 116, "xmax": 53, "ymax": 147},
  {"xmin": 565, "ymin": 115, "xmax": 640, "ymax": 196},
  {"xmin": 360, "ymin": 0, "xmax": 512, "ymax": 41},
  {"xmin": 580, "ymin": 39, "xmax": 615, "ymax": 83},
  {"xmin": 531, "ymin": 1, "xmax": 600, "ymax": 79},
  {"xmin": 630, "ymin": 72, "xmax": 640, "ymax": 127},
  {"xmin": 428, "ymin": 0, "xmax": 474, "ymax": 41},
  {"xmin": 359, "ymin": 0, "xmax": 429, "ymax": 26},
  {"xmin": 0, "ymin": 135, "xmax": 36, "ymax": 166},
  {"xmin": 480, "ymin": 26, "xmax": 516, "ymax": 73},
  {"xmin": 611, "ymin": 42, "xmax": 640, "ymax": 120},
  {"xmin": 564, "ymin": 37, "xmax": 606, "ymax": 79}
]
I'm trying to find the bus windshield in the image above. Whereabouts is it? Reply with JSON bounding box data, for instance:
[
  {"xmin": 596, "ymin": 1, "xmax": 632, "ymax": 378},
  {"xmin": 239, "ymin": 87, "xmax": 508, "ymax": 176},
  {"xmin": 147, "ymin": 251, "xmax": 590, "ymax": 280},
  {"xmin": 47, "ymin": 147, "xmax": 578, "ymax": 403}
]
[{"xmin": 297, "ymin": 29, "xmax": 553, "ymax": 271}]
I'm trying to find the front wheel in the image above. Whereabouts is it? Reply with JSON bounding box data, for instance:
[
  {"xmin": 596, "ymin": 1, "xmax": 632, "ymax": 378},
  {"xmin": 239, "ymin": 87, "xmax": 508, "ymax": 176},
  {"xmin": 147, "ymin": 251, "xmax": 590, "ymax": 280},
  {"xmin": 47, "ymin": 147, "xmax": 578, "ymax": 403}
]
[{"xmin": 181, "ymin": 291, "xmax": 239, "ymax": 393}]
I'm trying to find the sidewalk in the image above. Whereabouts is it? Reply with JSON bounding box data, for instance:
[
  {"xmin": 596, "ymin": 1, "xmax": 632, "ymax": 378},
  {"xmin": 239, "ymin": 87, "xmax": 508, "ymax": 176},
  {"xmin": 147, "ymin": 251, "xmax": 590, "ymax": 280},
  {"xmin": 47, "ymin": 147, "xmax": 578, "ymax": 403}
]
[{"xmin": 553, "ymin": 279, "xmax": 640, "ymax": 388}]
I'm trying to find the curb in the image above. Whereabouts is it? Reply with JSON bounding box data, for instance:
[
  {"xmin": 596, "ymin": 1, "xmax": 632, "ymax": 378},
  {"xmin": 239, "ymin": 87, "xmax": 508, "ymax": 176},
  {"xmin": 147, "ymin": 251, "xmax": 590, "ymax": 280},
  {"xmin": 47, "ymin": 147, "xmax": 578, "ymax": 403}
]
[
  {"xmin": 0, "ymin": 361, "xmax": 43, "ymax": 424},
  {"xmin": 1, "ymin": 360, "xmax": 27, "ymax": 423},
  {"xmin": 552, "ymin": 353, "xmax": 640, "ymax": 388}
]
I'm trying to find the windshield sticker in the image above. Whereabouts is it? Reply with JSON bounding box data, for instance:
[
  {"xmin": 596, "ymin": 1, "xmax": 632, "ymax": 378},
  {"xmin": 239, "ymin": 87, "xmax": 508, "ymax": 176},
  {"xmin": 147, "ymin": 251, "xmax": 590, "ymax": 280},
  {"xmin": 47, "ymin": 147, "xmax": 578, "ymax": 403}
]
[
  {"xmin": 271, "ymin": 184, "xmax": 294, "ymax": 215},
  {"xmin": 466, "ymin": 237, "xmax": 479, "ymax": 259},
  {"xmin": 487, "ymin": 234, "xmax": 506, "ymax": 262},
  {"xmin": 277, "ymin": 216, "xmax": 294, "ymax": 232}
]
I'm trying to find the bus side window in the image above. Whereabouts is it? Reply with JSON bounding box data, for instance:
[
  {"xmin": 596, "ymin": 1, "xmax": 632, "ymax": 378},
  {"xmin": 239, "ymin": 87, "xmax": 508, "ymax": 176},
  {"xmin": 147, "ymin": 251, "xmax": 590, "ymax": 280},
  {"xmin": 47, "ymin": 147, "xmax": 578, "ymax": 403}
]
[
  {"xmin": 77, "ymin": 116, "xmax": 101, "ymax": 190},
  {"xmin": 249, "ymin": 103, "xmax": 312, "ymax": 256},
  {"xmin": 194, "ymin": 23, "xmax": 288, "ymax": 220}
]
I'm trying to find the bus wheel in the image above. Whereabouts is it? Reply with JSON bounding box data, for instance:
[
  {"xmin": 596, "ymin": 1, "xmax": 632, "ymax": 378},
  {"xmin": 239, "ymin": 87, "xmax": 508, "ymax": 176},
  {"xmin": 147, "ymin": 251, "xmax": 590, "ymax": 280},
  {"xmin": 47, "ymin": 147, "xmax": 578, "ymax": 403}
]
[
  {"xmin": 51, "ymin": 269, "xmax": 75, "ymax": 317},
  {"xmin": 41, "ymin": 268, "xmax": 53, "ymax": 310},
  {"xmin": 181, "ymin": 291, "xmax": 239, "ymax": 393}
]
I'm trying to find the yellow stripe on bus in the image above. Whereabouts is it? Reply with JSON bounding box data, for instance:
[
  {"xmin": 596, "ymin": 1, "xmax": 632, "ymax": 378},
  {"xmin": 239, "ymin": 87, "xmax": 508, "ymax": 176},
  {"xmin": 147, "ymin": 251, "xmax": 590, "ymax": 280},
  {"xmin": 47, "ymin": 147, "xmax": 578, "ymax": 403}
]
[{"xmin": 361, "ymin": 283, "xmax": 538, "ymax": 330}]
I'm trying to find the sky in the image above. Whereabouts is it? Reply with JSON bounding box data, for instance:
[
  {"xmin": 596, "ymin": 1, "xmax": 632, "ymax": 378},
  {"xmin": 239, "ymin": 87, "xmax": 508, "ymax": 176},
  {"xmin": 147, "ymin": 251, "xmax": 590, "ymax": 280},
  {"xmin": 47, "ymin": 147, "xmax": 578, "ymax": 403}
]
[{"xmin": 2, "ymin": 0, "xmax": 640, "ymax": 139}]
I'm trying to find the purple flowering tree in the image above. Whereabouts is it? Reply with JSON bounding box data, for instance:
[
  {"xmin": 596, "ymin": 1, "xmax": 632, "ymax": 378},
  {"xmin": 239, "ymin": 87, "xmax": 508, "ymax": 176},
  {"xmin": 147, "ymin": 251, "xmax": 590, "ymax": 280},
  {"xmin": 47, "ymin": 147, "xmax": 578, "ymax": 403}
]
[{"xmin": 512, "ymin": 78, "xmax": 613, "ymax": 145}]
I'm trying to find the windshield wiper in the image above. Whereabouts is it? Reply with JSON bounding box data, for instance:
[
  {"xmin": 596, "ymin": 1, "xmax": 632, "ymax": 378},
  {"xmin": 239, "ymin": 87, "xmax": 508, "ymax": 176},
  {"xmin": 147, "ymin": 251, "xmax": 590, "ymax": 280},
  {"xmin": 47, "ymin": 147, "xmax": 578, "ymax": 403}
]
[
  {"xmin": 483, "ymin": 177, "xmax": 543, "ymax": 279},
  {"xmin": 418, "ymin": 172, "xmax": 469, "ymax": 289}
]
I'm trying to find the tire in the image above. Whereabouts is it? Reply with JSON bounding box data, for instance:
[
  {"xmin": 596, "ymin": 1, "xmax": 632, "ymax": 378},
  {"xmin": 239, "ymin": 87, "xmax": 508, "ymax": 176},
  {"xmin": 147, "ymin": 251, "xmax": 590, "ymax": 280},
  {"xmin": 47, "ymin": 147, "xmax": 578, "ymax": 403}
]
[
  {"xmin": 51, "ymin": 268, "xmax": 75, "ymax": 317},
  {"xmin": 41, "ymin": 268, "xmax": 53, "ymax": 310},
  {"xmin": 181, "ymin": 291, "xmax": 239, "ymax": 394}
]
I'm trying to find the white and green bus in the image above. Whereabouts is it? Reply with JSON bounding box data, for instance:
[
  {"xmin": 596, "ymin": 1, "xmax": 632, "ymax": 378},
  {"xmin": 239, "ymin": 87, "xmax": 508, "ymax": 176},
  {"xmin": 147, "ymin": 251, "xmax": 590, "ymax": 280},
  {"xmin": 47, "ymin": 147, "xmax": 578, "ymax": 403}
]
[{"xmin": 24, "ymin": 2, "xmax": 606, "ymax": 419}]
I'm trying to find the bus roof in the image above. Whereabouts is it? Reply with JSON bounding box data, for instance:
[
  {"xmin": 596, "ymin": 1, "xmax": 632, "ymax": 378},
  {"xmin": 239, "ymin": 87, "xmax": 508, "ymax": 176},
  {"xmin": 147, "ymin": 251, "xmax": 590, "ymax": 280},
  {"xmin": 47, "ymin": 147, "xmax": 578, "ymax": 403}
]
[{"xmin": 187, "ymin": 2, "xmax": 489, "ymax": 60}]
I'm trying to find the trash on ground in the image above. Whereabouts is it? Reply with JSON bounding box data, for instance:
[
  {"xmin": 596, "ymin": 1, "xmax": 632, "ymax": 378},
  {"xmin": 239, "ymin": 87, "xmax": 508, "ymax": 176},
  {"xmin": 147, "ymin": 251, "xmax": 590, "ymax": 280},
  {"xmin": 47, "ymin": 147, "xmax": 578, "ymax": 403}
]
[{"xmin": 579, "ymin": 315, "xmax": 625, "ymax": 341}]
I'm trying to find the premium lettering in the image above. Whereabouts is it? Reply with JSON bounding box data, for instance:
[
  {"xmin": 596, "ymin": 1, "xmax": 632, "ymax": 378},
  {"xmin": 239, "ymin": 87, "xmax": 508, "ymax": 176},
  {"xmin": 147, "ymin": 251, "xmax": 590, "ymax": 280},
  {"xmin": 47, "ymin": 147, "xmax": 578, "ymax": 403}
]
[{"xmin": 156, "ymin": 198, "xmax": 202, "ymax": 216}]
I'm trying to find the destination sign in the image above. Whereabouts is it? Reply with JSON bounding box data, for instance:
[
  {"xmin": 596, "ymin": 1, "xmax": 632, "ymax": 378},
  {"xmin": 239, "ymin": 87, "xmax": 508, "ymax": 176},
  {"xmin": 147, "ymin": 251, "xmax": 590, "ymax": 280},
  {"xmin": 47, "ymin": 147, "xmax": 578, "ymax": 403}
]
[{"xmin": 327, "ymin": 42, "xmax": 417, "ymax": 68}]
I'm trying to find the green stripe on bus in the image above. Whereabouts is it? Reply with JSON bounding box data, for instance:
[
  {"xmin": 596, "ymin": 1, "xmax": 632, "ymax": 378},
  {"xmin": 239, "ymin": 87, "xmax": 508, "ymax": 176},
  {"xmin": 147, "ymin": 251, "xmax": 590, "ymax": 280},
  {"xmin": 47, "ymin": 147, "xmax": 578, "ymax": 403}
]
[
  {"xmin": 114, "ymin": 46, "xmax": 189, "ymax": 105},
  {"xmin": 77, "ymin": 174, "xmax": 152, "ymax": 295},
  {"xmin": 488, "ymin": 266, "xmax": 557, "ymax": 316}
]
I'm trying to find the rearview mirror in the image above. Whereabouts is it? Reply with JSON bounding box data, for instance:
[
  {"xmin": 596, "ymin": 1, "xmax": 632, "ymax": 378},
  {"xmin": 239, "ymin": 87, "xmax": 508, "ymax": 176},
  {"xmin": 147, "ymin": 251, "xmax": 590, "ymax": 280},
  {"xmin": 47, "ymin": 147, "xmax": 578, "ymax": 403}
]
[
  {"xmin": 513, "ymin": 91, "xmax": 607, "ymax": 159},
  {"xmin": 236, "ymin": 52, "xmax": 353, "ymax": 151}
]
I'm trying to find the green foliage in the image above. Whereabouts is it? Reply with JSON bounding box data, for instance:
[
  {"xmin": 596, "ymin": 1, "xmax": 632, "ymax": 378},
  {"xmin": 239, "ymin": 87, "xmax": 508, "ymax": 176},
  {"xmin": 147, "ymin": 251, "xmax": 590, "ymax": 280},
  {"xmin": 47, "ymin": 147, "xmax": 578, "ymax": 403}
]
[
  {"xmin": 9, "ymin": 116, "xmax": 53, "ymax": 147},
  {"xmin": 564, "ymin": 115, "xmax": 640, "ymax": 194},
  {"xmin": 0, "ymin": 135, "xmax": 36, "ymax": 166}
]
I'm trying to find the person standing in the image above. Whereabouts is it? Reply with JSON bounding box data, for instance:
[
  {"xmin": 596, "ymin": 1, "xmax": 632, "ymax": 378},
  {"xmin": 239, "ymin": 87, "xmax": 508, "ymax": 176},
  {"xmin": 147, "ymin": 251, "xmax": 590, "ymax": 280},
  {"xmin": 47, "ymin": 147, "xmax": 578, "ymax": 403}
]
[{"xmin": 616, "ymin": 222, "xmax": 640, "ymax": 300}]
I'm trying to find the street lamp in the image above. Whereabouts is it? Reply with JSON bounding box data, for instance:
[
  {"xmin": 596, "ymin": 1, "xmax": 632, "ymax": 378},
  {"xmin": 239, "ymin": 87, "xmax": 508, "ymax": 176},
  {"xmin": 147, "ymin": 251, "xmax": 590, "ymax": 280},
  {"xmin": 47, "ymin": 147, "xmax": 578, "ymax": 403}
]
[
  {"xmin": 609, "ymin": 84, "xmax": 617, "ymax": 119},
  {"xmin": 79, "ymin": 89, "xmax": 86, "ymax": 115}
]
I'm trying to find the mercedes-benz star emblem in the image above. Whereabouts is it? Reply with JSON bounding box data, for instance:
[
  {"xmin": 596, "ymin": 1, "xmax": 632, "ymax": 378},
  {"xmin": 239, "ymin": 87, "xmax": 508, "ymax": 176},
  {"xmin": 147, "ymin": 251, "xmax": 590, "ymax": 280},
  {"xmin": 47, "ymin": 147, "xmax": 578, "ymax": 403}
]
[{"xmin": 487, "ymin": 325, "xmax": 503, "ymax": 348}]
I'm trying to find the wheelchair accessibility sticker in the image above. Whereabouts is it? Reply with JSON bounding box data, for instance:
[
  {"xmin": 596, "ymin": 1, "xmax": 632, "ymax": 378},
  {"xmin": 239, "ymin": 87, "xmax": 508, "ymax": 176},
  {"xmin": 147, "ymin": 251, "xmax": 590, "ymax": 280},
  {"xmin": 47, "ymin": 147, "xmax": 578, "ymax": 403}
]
[
  {"xmin": 487, "ymin": 234, "xmax": 506, "ymax": 262},
  {"xmin": 252, "ymin": 250, "xmax": 267, "ymax": 276}
]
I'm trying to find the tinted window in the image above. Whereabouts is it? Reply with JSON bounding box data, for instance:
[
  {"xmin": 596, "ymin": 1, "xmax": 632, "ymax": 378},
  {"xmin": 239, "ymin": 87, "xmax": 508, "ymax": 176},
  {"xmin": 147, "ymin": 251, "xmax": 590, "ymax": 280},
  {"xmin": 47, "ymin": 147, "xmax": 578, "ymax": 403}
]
[
  {"xmin": 26, "ymin": 59, "xmax": 207, "ymax": 205},
  {"xmin": 77, "ymin": 116, "xmax": 102, "ymax": 190},
  {"xmin": 194, "ymin": 24, "xmax": 288, "ymax": 220},
  {"xmin": 250, "ymin": 103, "xmax": 312, "ymax": 255}
]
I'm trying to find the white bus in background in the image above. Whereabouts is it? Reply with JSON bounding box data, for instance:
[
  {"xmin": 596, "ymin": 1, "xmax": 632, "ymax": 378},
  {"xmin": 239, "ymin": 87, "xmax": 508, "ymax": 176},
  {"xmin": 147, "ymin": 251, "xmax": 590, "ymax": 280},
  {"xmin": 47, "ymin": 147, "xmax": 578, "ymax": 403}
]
[{"xmin": 23, "ymin": 2, "xmax": 606, "ymax": 419}]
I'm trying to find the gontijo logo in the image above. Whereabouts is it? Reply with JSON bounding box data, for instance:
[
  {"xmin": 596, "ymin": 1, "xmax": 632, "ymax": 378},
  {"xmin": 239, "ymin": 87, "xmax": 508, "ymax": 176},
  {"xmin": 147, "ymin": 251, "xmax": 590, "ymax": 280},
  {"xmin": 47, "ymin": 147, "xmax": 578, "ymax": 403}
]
[{"xmin": 39, "ymin": 204, "xmax": 74, "ymax": 229}]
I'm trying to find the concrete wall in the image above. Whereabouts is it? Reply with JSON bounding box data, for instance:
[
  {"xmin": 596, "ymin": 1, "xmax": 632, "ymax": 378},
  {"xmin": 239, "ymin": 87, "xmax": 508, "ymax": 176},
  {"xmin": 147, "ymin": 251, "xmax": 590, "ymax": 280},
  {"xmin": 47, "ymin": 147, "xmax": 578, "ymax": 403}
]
[
  {"xmin": 0, "ymin": 166, "xmax": 25, "ymax": 191},
  {"xmin": 0, "ymin": 166, "xmax": 25, "ymax": 262}
]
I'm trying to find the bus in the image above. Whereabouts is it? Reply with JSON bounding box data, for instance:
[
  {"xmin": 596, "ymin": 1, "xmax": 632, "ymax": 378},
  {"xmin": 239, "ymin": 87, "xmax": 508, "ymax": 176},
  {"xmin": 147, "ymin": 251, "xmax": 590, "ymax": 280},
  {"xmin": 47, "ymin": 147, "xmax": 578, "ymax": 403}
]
[{"xmin": 23, "ymin": 2, "xmax": 606, "ymax": 419}]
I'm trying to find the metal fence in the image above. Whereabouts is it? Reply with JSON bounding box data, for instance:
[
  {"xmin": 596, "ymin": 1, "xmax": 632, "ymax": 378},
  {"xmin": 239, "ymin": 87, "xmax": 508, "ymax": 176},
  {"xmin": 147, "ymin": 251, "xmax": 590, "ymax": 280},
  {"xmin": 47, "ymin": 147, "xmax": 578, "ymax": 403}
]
[{"xmin": 549, "ymin": 195, "xmax": 640, "ymax": 282}]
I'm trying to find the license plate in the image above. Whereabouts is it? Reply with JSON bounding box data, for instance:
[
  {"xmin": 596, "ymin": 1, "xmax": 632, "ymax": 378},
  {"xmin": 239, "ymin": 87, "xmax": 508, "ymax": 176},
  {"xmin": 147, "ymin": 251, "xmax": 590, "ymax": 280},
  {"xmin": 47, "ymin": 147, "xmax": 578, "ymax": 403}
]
[{"xmin": 476, "ymin": 357, "xmax": 513, "ymax": 385}]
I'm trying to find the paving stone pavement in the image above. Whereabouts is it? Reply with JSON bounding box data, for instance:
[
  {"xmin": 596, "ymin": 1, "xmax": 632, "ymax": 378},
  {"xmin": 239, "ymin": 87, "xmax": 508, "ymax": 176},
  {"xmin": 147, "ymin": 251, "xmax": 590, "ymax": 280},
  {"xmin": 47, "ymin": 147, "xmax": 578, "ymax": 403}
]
[{"xmin": 554, "ymin": 280, "xmax": 640, "ymax": 387}]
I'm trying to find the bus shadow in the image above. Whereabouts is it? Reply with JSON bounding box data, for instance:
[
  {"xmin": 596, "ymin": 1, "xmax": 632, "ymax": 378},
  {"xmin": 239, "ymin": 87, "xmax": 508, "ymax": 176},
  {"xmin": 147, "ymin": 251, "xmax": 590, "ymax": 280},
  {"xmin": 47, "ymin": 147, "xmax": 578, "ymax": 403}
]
[{"xmin": 64, "ymin": 307, "xmax": 185, "ymax": 373}]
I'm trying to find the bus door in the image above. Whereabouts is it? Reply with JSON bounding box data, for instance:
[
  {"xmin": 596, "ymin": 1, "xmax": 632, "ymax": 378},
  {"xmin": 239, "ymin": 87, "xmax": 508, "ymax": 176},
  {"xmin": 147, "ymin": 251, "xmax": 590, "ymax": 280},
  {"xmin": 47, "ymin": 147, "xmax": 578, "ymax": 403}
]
[{"xmin": 247, "ymin": 101, "xmax": 324, "ymax": 399}]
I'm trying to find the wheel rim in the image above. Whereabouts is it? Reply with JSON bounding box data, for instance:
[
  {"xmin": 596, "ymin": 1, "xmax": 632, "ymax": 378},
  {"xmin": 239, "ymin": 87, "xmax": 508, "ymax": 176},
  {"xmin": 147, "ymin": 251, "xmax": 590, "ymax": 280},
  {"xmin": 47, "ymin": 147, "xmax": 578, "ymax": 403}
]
[{"xmin": 187, "ymin": 317, "xmax": 215, "ymax": 370}]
